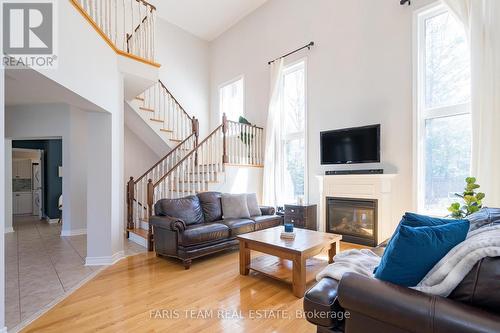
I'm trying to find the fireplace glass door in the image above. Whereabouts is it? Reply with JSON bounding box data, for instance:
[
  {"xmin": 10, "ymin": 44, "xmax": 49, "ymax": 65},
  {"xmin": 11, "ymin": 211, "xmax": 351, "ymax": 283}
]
[{"xmin": 326, "ymin": 197, "xmax": 377, "ymax": 246}]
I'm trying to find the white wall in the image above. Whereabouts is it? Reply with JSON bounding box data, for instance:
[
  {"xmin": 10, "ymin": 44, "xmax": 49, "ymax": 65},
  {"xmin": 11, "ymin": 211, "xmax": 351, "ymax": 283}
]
[
  {"xmin": 156, "ymin": 18, "xmax": 211, "ymax": 137},
  {"xmin": 210, "ymin": 0, "xmax": 437, "ymax": 222},
  {"xmin": 86, "ymin": 112, "xmax": 114, "ymax": 262},
  {"xmin": 1, "ymin": 66, "xmax": 7, "ymax": 332},
  {"xmin": 4, "ymin": 140, "xmax": 12, "ymax": 233},
  {"xmin": 124, "ymin": 126, "xmax": 161, "ymax": 180},
  {"xmin": 213, "ymin": 166, "xmax": 264, "ymax": 203},
  {"xmin": 37, "ymin": 0, "xmax": 121, "ymax": 113}
]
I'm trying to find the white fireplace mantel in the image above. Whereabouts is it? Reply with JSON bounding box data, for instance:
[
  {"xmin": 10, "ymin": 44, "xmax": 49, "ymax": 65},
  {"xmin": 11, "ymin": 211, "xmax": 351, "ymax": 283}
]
[{"xmin": 316, "ymin": 174, "xmax": 398, "ymax": 245}]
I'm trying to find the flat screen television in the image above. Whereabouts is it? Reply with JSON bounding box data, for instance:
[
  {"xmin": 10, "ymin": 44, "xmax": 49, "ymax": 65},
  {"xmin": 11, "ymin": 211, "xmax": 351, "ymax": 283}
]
[{"xmin": 320, "ymin": 125, "xmax": 380, "ymax": 165}]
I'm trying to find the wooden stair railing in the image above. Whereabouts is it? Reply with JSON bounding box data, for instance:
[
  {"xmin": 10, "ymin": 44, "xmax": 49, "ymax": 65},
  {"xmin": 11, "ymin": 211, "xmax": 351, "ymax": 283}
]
[
  {"xmin": 225, "ymin": 120, "xmax": 264, "ymax": 166},
  {"xmin": 70, "ymin": 0, "xmax": 159, "ymax": 67},
  {"xmin": 136, "ymin": 80, "xmax": 194, "ymax": 141},
  {"xmin": 131, "ymin": 114, "xmax": 265, "ymax": 250},
  {"xmin": 127, "ymin": 133, "xmax": 197, "ymax": 232}
]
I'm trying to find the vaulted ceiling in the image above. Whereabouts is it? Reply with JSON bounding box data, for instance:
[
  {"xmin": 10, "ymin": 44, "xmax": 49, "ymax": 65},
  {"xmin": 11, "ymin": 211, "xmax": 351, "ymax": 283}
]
[{"xmin": 149, "ymin": 0, "xmax": 269, "ymax": 41}]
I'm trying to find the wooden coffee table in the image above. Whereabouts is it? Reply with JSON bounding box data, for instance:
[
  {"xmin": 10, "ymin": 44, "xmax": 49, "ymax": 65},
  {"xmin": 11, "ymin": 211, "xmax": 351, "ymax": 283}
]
[{"xmin": 237, "ymin": 226, "xmax": 342, "ymax": 298}]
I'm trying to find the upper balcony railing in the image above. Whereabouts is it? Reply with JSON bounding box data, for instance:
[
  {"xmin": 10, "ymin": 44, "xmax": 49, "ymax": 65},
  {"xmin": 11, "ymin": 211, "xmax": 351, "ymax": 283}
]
[{"xmin": 71, "ymin": 0, "xmax": 159, "ymax": 66}]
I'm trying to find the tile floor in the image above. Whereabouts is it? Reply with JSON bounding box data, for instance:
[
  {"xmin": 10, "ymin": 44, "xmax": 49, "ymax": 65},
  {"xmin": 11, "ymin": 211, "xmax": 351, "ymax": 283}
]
[{"xmin": 5, "ymin": 215, "xmax": 146, "ymax": 330}]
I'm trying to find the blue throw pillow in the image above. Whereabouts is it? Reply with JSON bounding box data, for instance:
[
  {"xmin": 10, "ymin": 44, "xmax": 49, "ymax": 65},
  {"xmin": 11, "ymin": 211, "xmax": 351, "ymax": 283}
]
[
  {"xmin": 389, "ymin": 212, "xmax": 460, "ymax": 244},
  {"xmin": 374, "ymin": 220, "xmax": 469, "ymax": 287},
  {"xmin": 402, "ymin": 212, "xmax": 457, "ymax": 227}
]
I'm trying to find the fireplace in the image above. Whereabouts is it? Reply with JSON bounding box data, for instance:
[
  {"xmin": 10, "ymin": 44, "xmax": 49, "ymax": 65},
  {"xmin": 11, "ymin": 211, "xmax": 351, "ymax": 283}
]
[{"xmin": 326, "ymin": 197, "xmax": 378, "ymax": 247}]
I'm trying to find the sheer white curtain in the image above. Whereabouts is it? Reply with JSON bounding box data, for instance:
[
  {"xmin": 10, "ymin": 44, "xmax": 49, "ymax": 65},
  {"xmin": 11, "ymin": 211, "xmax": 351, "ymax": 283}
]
[
  {"xmin": 444, "ymin": 0, "xmax": 500, "ymax": 206},
  {"xmin": 262, "ymin": 58, "xmax": 284, "ymax": 207}
]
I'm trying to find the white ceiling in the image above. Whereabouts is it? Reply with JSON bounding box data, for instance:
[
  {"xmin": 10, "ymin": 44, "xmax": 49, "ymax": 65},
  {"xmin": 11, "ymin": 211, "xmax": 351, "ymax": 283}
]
[{"xmin": 149, "ymin": 0, "xmax": 269, "ymax": 41}]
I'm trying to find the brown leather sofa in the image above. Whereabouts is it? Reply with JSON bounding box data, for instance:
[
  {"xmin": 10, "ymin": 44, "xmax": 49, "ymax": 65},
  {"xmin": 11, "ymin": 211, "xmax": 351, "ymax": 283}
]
[
  {"xmin": 150, "ymin": 192, "xmax": 282, "ymax": 269},
  {"xmin": 303, "ymin": 243, "xmax": 500, "ymax": 333}
]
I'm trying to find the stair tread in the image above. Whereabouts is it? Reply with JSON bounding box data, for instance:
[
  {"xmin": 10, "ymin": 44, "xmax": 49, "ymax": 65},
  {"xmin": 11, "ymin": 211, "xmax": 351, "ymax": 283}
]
[
  {"xmin": 160, "ymin": 128, "xmax": 173, "ymax": 133},
  {"xmin": 128, "ymin": 228, "xmax": 148, "ymax": 239},
  {"xmin": 135, "ymin": 97, "xmax": 145, "ymax": 101},
  {"xmin": 170, "ymin": 139, "xmax": 182, "ymax": 142},
  {"xmin": 140, "ymin": 107, "xmax": 154, "ymax": 112},
  {"xmin": 150, "ymin": 118, "xmax": 164, "ymax": 123}
]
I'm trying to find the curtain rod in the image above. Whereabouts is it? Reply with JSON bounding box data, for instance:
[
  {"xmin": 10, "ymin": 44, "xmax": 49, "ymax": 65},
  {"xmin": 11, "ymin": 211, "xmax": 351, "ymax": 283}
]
[{"xmin": 268, "ymin": 42, "xmax": 315, "ymax": 65}]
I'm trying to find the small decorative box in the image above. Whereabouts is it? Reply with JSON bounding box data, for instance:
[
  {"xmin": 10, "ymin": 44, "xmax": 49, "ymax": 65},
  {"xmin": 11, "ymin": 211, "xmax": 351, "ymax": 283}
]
[{"xmin": 280, "ymin": 231, "xmax": 296, "ymax": 240}]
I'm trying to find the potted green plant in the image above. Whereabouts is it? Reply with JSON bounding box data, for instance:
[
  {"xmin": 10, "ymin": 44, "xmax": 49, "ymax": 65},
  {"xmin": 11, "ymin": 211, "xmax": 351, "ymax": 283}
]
[
  {"xmin": 447, "ymin": 177, "xmax": 485, "ymax": 218},
  {"xmin": 238, "ymin": 116, "xmax": 254, "ymax": 147}
]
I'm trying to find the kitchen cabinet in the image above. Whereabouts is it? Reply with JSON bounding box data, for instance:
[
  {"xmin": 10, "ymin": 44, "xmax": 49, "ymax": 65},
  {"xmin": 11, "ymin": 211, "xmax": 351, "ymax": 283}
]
[
  {"xmin": 13, "ymin": 192, "xmax": 33, "ymax": 215},
  {"xmin": 13, "ymin": 159, "xmax": 32, "ymax": 179}
]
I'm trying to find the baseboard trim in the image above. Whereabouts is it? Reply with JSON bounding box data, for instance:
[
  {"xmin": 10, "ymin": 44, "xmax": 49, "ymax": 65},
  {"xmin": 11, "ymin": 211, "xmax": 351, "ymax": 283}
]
[
  {"xmin": 85, "ymin": 250, "xmax": 125, "ymax": 266},
  {"xmin": 60, "ymin": 228, "xmax": 87, "ymax": 237},
  {"xmin": 5, "ymin": 227, "xmax": 14, "ymax": 234},
  {"xmin": 128, "ymin": 232, "xmax": 148, "ymax": 248}
]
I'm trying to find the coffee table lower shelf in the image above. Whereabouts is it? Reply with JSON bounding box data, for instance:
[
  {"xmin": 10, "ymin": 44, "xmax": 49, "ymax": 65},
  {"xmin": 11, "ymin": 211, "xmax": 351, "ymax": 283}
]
[{"xmin": 247, "ymin": 255, "xmax": 328, "ymax": 288}]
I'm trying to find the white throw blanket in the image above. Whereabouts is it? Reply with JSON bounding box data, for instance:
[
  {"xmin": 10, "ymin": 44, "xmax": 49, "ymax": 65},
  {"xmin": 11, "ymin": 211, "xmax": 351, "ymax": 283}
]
[{"xmin": 316, "ymin": 224, "xmax": 500, "ymax": 297}]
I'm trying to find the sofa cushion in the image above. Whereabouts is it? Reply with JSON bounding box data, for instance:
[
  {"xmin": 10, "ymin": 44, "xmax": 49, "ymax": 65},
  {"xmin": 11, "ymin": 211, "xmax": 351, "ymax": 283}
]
[
  {"xmin": 246, "ymin": 193, "xmax": 262, "ymax": 217},
  {"xmin": 449, "ymin": 256, "xmax": 500, "ymax": 315},
  {"xmin": 197, "ymin": 192, "xmax": 223, "ymax": 222},
  {"xmin": 155, "ymin": 195, "xmax": 204, "ymax": 226},
  {"xmin": 220, "ymin": 218, "xmax": 255, "ymax": 237},
  {"xmin": 179, "ymin": 223, "xmax": 230, "ymax": 246},
  {"xmin": 260, "ymin": 206, "xmax": 276, "ymax": 216},
  {"xmin": 251, "ymin": 215, "xmax": 282, "ymax": 230},
  {"xmin": 221, "ymin": 193, "xmax": 251, "ymax": 219},
  {"xmin": 374, "ymin": 220, "xmax": 469, "ymax": 287}
]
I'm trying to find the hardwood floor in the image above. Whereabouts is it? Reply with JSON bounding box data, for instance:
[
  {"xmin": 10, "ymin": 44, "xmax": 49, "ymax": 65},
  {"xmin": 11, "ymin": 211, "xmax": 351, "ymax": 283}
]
[{"xmin": 22, "ymin": 242, "xmax": 363, "ymax": 333}]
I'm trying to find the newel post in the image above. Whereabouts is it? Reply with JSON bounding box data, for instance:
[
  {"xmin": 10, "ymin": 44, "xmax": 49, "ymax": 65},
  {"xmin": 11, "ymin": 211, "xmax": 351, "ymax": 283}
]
[
  {"xmin": 147, "ymin": 179, "xmax": 154, "ymax": 251},
  {"xmin": 126, "ymin": 177, "xmax": 135, "ymax": 230},
  {"xmin": 222, "ymin": 113, "xmax": 229, "ymax": 163}
]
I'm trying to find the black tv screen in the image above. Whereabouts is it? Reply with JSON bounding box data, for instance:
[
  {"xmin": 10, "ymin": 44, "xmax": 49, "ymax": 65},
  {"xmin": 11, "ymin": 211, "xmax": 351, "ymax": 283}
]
[{"xmin": 320, "ymin": 125, "xmax": 380, "ymax": 164}]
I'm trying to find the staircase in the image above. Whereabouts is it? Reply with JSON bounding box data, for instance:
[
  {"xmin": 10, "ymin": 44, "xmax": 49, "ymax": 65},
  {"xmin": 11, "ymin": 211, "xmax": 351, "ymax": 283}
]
[
  {"xmin": 70, "ymin": 0, "xmax": 266, "ymax": 251},
  {"xmin": 130, "ymin": 80, "xmax": 198, "ymax": 148},
  {"xmin": 127, "ymin": 111, "xmax": 265, "ymax": 250}
]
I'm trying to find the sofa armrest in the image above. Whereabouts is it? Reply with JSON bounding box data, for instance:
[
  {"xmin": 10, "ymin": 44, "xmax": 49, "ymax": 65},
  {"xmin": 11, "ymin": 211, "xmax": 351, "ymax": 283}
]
[
  {"xmin": 303, "ymin": 277, "xmax": 346, "ymax": 330},
  {"xmin": 150, "ymin": 215, "xmax": 186, "ymax": 232},
  {"xmin": 338, "ymin": 273, "xmax": 500, "ymax": 333},
  {"xmin": 260, "ymin": 206, "xmax": 276, "ymax": 216}
]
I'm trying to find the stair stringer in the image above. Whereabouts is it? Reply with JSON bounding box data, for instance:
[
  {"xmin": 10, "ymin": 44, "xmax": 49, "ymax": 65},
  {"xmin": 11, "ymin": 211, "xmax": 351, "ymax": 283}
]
[{"xmin": 124, "ymin": 101, "xmax": 172, "ymax": 156}]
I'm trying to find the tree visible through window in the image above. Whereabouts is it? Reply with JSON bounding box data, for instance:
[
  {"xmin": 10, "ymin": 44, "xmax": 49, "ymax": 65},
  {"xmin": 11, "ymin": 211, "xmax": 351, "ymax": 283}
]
[
  {"xmin": 280, "ymin": 60, "xmax": 306, "ymax": 204},
  {"xmin": 417, "ymin": 6, "xmax": 472, "ymax": 214}
]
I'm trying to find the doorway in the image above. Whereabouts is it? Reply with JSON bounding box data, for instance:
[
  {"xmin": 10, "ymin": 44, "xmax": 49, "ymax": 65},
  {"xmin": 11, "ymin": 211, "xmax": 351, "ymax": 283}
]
[
  {"xmin": 11, "ymin": 139, "xmax": 62, "ymax": 223},
  {"xmin": 12, "ymin": 148, "xmax": 43, "ymax": 219}
]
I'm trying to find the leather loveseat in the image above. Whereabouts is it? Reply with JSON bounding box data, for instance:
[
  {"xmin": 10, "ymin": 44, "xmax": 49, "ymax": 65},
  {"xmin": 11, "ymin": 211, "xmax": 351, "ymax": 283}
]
[
  {"xmin": 303, "ymin": 242, "xmax": 500, "ymax": 333},
  {"xmin": 150, "ymin": 192, "xmax": 282, "ymax": 269}
]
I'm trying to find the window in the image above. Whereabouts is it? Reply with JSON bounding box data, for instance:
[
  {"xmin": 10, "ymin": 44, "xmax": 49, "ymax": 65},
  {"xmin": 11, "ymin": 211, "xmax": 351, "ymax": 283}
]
[
  {"xmin": 219, "ymin": 76, "xmax": 244, "ymax": 121},
  {"xmin": 415, "ymin": 5, "xmax": 471, "ymax": 215},
  {"xmin": 280, "ymin": 60, "xmax": 307, "ymax": 204}
]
